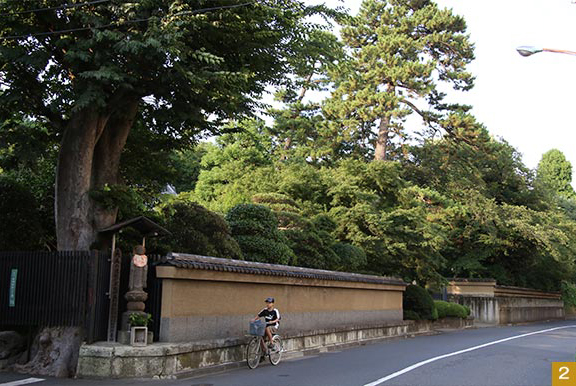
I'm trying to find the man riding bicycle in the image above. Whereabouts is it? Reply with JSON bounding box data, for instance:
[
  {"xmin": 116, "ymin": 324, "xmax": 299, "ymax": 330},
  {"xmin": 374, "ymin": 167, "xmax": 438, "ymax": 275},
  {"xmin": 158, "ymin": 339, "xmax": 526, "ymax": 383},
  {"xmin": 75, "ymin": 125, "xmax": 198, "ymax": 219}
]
[{"xmin": 252, "ymin": 297, "xmax": 280, "ymax": 348}]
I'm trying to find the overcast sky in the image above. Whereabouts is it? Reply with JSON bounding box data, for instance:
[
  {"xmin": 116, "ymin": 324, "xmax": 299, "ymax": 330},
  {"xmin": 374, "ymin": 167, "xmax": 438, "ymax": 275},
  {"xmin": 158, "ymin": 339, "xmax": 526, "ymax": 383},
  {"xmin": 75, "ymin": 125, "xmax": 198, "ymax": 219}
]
[{"xmin": 304, "ymin": 0, "xmax": 576, "ymax": 176}]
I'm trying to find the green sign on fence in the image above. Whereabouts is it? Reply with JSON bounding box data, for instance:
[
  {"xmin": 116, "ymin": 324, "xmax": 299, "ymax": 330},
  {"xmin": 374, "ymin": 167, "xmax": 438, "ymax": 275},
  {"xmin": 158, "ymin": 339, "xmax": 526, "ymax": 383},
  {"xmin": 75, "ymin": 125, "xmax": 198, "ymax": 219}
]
[{"xmin": 9, "ymin": 268, "xmax": 17, "ymax": 307}]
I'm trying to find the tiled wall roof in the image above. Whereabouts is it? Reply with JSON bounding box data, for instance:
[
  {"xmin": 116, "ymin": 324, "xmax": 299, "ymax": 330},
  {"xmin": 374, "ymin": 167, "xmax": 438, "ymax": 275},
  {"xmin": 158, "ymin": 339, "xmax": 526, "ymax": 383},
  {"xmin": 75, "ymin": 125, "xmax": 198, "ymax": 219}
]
[{"xmin": 158, "ymin": 252, "xmax": 407, "ymax": 286}]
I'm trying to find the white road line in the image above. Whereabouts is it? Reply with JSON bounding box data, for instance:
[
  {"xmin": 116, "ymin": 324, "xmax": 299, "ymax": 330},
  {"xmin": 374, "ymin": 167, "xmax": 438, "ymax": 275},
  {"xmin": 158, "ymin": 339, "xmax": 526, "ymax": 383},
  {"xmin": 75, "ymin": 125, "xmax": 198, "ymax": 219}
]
[
  {"xmin": 363, "ymin": 325, "xmax": 576, "ymax": 386},
  {"xmin": 0, "ymin": 378, "xmax": 45, "ymax": 386}
]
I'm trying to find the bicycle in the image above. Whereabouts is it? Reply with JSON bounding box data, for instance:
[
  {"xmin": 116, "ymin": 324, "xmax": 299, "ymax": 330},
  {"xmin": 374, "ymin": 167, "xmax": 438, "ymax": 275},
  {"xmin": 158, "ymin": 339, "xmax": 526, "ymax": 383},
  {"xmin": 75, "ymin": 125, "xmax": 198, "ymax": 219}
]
[{"xmin": 246, "ymin": 321, "xmax": 283, "ymax": 369}]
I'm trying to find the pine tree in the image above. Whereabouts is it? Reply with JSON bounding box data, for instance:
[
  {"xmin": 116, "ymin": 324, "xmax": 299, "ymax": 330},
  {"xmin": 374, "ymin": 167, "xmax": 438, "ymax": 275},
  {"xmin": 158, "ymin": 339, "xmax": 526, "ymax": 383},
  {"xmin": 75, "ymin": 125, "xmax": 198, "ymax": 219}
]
[{"xmin": 324, "ymin": 0, "xmax": 475, "ymax": 161}]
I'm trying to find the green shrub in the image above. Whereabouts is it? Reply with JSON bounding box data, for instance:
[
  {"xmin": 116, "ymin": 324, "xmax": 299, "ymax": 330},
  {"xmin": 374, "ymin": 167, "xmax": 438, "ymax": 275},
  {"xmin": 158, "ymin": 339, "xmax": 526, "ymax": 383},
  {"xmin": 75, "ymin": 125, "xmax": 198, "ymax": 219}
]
[
  {"xmin": 561, "ymin": 281, "xmax": 576, "ymax": 309},
  {"xmin": 129, "ymin": 313, "xmax": 152, "ymax": 327},
  {"xmin": 283, "ymin": 229, "xmax": 340, "ymax": 269},
  {"xmin": 312, "ymin": 214, "xmax": 337, "ymax": 233},
  {"xmin": 463, "ymin": 305, "xmax": 471, "ymax": 317},
  {"xmin": 434, "ymin": 300, "xmax": 468, "ymax": 319},
  {"xmin": 227, "ymin": 204, "xmax": 296, "ymax": 265},
  {"xmin": 403, "ymin": 310, "xmax": 420, "ymax": 320},
  {"xmin": 403, "ymin": 285, "xmax": 437, "ymax": 320},
  {"xmin": 160, "ymin": 201, "xmax": 243, "ymax": 259},
  {"xmin": 252, "ymin": 192, "xmax": 299, "ymax": 207},
  {"xmin": 276, "ymin": 211, "xmax": 312, "ymax": 230},
  {"xmin": 331, "ymin": 242, "xmax": 367, "ymax": 271},
  {"xmin": 432, "ymin": 306, "xmax": 439, "ymax": 320},
  {"xmin": 252, "ymin": 193, "xmax": 301, "ymax": 214}
]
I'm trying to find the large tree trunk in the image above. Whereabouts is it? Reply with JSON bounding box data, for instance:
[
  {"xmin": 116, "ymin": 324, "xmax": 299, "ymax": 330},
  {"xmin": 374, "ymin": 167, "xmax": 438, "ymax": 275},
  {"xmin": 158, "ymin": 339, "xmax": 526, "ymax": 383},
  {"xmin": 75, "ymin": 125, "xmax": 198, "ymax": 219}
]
[
  {"xmin": 92, "ymin": 101, "xmax": 140, "ymax": 248},
  {"xmin": 36, "ymin": 100, "xmax": 140, "ymax": 377},
  {"xmin": 14, "ymin": 327, "xmax": 82, "ymax": 378},
  {"xmin": 374, "ymin": 115, "xmax": 390, "ymax": 161},
  {"xmin": 55, "ymin": 100, "xmax": 139, "ymax": 251},
  {"xmin": 55, "ymin": 108, "xmax": 110, "ymax": 250}
]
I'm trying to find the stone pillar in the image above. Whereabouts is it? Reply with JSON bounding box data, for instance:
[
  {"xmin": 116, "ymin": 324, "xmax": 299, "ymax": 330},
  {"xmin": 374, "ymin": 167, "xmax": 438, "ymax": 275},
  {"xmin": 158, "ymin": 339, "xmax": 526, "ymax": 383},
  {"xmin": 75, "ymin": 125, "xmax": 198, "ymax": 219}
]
[{"xmin": 118, "ymin": 245, "xmax": 149, "ymax": 344}]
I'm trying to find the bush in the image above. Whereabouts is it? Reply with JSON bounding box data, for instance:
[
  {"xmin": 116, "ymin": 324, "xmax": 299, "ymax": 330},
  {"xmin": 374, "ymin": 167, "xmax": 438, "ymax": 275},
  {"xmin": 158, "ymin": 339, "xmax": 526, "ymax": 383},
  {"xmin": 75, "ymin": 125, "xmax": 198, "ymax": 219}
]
[
  {"xmin": 161, "ymin": 201, "xmax": 243, "ymax": 259},
  {"xmin": 403, "ymin": 310, "xmax": 420, "ymax": 320},
  {"xmin": 434, "ymin": 300, "xmax": 469, "ymax": 319},
  {"xmin": 331, "ymin": 242, "xmax": 367, "ymax": 271},
  {"xmin": 283, "ymin": 229, "xmax": 340, "ymax": 270},
  {"xmin": 276, "ymin": 211, "xmax": 312, "ymax": 230},
  {"xmin": 312, "ymin": 214, "xmax": 337, "ymax": 233},
  {"xmin": 252, "ymin": 193, "xmax": 301, "ymax": 214},
  {"xmin": 561, "ymin": 281, "xmax": 576, "ymax": 309},
  {"xmin": 403, "ymin": 285, "xmax": 437, "ymax": 320},
  {"xmin": 233, "ymin": 235, "xmax": 295, "ymax": 265},
  {"xmin": 227, "ymin": 204, "xmax": 296, "ymax": 265},
  {"xmin": 252, "ymin": 192, "xmax": 299, "ymax": 207}
]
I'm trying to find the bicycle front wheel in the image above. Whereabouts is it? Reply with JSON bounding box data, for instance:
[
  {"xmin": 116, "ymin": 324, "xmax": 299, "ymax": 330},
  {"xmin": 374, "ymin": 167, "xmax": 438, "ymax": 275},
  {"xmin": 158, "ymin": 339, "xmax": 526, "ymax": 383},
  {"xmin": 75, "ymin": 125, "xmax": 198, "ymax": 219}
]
[
  {"xmin": 246, "ymin": 337, "xmax": 261, "ymax": 369},
  {"xmin": 269, "ymin": 335, "xmax": 283, "ymax": 366}
]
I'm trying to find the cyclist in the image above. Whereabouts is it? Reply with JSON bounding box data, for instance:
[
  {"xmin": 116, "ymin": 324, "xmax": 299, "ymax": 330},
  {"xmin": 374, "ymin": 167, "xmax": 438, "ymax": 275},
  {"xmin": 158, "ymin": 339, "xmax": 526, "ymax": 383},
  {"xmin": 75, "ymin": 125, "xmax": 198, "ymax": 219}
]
[{"xmin": 252, "ymin": 297, "xmax": 280, "ymax": 348}]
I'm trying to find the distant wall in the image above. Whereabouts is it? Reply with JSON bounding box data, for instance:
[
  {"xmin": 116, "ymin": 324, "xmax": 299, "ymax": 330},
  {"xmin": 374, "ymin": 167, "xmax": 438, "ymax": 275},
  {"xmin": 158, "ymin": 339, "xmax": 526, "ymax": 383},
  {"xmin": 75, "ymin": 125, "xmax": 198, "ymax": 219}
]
[
  {"xmin": 447, "ymin": 279, "xmax": 564, "ymax": 324},
  {"xmin": 156, "ymin": 254, "xmax": 407, "ymax": 342}
]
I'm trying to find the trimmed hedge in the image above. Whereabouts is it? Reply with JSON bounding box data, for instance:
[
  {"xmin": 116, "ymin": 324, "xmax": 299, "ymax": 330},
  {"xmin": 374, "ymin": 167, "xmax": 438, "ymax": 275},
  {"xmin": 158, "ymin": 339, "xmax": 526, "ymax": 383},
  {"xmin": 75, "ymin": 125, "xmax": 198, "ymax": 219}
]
[
  {"xmin": 227, "ymin": 204, "xmax": 296, "ymax": 265},
  {"xmin": 331, "ymin": 242, "xmax": 367, "ymax": 271},
  {"xmin": 434, "ymin": 300, "xmax": 469, "ymax": 319},
  {"xmin": 161, "ymin": 201, "xmax": 243, "ymax": 259},
  {"xmin": 403, "ymin": 284, "xmax": 437, "ymax": 320}
]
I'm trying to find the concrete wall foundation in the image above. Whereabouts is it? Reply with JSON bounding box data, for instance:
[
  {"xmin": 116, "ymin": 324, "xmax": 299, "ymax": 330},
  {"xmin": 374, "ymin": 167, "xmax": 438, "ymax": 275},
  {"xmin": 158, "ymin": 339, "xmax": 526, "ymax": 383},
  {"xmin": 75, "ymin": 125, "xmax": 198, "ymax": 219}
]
[
  {"xmin": 447, "ymin": 279, "xmax": 564, "ymax": 325},
  {"xmin": 77, "ymin": 318, "xmax": 473, "ymax": 379}
]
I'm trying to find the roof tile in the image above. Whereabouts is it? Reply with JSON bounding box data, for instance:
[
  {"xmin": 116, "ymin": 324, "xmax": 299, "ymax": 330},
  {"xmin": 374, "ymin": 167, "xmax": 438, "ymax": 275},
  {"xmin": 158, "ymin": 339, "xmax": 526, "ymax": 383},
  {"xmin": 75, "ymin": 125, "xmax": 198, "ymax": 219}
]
[{"xmin": 158, "ymin": 252, "xmax": 407, "ymax": 286}]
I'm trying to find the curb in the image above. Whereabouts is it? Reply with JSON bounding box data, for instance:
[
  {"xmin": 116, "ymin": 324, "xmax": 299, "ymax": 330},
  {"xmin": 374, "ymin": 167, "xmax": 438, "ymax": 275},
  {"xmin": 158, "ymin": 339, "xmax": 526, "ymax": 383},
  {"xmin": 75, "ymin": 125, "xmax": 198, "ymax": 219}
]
[{"xmin": 177, "ymin": 328, "xmax": 444, "ymax": 380}]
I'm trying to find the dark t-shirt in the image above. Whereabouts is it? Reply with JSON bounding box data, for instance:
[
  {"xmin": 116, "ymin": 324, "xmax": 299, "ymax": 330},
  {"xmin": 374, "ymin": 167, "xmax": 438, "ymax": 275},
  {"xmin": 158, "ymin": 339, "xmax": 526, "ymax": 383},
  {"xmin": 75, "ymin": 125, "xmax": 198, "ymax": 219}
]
[{"xmin": 258, "ymin": 308, "xmax": 281, "ymax": 326}]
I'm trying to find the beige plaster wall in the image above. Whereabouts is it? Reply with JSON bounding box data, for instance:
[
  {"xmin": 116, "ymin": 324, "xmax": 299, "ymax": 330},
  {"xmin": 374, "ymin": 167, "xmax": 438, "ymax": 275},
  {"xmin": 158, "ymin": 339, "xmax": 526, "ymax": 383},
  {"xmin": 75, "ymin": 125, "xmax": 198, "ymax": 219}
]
[
  {"xmin": 156, "ymin": 266, "xmax": 406, "ymax": 342},
  {"xmin": 447, "ymin": 280, "xmax": 497, "ymax": 297}
]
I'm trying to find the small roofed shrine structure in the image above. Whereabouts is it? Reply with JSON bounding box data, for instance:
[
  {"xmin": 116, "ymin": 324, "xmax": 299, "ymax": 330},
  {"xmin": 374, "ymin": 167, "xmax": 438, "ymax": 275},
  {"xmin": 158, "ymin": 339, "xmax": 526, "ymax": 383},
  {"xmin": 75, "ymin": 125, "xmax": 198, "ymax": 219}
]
[{"xmin": 98, "ymin": 216, "xmax": 171, "ymax": 343}]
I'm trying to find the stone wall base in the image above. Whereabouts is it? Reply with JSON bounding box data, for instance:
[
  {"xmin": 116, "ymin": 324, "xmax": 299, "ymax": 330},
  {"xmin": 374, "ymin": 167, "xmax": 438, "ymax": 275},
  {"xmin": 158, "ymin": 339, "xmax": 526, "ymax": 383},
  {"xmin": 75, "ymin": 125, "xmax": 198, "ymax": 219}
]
[
  {"xmin": 77, "ymin": 318, "xmax": 473, "ymax": 379},
  {"xmin": 448, "ymin": 294, "xmax": 565, "ymax": 325}
]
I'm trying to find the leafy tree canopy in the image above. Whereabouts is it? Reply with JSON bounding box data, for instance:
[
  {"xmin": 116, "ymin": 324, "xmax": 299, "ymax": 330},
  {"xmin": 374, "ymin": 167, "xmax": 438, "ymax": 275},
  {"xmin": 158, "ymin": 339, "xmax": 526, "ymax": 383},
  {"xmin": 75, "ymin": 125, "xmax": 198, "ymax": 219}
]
[
  {"xmin": 537, "ymin": 149, "xmax": 576, "ymax": 199},
  {"xmin": 324, "ymin": 0, "xmax": 475, "ymax": 161}
]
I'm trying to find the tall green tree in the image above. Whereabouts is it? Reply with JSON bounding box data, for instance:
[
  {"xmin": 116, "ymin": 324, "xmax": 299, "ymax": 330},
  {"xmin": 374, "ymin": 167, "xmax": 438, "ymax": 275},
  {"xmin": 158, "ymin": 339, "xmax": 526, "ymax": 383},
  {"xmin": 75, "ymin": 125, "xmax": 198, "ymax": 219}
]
[
  {"xmin": 193, "ymin": 120, "xmax": 277, "ymax": 213},
  {"xmin": 536, "ymin": 149, "xmax": 576, "ymax": 199},
  {"xmin": 324, "ymin": 0, "xmax": 474, "ymax": 161},
  {"xmin": 0, "ymin": 0, "xmax": 331, "ymax": 250}
]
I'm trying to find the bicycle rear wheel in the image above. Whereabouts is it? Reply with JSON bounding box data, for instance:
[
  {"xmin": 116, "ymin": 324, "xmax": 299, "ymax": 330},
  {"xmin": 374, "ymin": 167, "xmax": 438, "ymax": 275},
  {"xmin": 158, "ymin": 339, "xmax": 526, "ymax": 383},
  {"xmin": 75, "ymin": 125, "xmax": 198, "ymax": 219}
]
[
  {"xmin": 269, "ymin": 335, "xmax": 283, "ymax": 365},
  {"xmin": 246, "ymin": 337, "xmax": 262, "ymax": 369}
]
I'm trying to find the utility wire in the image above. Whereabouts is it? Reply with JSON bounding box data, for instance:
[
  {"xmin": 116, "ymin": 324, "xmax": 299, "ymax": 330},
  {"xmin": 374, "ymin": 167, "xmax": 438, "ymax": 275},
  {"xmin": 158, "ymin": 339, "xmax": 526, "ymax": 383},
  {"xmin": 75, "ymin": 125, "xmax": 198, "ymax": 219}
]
[
  {"xmin": 0, "ymin": 2, "xmax": 255, "ymax": 40},
  {"xmin": 0, "ymin": 0, "xmax": 109, "ymax": 17}
]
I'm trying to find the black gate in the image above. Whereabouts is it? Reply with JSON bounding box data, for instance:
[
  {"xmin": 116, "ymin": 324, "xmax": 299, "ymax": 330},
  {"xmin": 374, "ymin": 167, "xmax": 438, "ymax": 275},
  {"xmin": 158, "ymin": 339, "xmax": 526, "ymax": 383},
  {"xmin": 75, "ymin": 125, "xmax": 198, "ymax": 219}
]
[
  {"xmin": 0, "ymin": 251, "xmax": 111, "ymax": 343},
  {"xmin": 0, "ymin": 250, "xmax": 163, "ymax": 343}
]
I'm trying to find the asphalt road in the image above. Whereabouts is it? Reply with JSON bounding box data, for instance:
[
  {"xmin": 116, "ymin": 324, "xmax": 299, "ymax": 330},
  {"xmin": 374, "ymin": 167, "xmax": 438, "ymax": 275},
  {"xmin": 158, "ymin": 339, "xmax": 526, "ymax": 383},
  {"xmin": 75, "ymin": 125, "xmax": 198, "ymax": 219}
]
[{"xmin": 2, "ymin": 320, "xmax": 575, "ymax": 386}]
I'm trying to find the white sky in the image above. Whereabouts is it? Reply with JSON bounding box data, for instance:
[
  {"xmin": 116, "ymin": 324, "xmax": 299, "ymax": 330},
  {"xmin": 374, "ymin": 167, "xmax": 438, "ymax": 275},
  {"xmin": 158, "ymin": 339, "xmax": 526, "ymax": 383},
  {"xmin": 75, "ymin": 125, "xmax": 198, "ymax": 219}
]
[{"xmin": 304, "ymin": 0, "xmax": 576, "ymax": 175}]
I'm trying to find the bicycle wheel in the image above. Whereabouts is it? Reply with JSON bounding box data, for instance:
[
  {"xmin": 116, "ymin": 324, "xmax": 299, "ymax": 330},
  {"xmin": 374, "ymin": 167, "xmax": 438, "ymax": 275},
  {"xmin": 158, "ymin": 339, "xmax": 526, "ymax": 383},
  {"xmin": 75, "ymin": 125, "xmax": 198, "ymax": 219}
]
[
  {"xmin": 246, "ymin": 337, "xmax": 262, "ymax": 369},
  {"xmin": 268, "ymin": 335, "xmax": 283, "ymax": 366}
]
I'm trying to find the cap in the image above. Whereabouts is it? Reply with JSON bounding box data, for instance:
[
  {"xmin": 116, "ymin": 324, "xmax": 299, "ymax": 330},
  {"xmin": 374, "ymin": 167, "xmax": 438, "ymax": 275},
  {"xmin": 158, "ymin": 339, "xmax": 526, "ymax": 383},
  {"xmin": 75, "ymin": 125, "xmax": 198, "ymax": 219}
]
[{"xmin": 265, "ymin": 297, "xmax": 275, "ymax": 303}]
